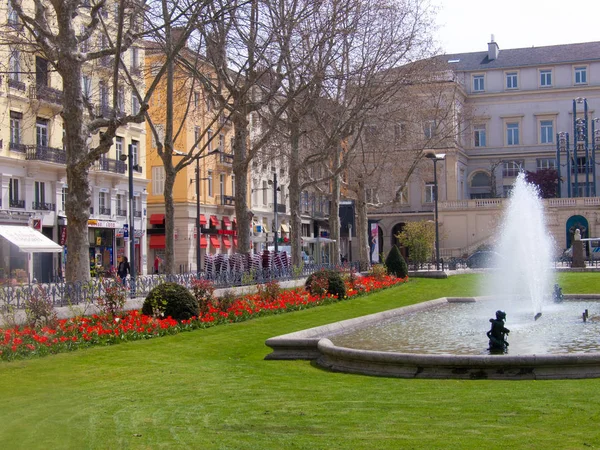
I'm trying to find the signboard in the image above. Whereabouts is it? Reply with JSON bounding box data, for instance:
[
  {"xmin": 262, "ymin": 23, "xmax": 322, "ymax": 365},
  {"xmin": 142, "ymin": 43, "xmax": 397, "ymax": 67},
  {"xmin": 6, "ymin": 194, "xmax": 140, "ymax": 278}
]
[
  {"xmin": 32, "ymin": 219, "xmax": 42, "ymax": 231},
  {"xmin": 88, "ymin": 220, "xmax": 118, "ymax": 228}
]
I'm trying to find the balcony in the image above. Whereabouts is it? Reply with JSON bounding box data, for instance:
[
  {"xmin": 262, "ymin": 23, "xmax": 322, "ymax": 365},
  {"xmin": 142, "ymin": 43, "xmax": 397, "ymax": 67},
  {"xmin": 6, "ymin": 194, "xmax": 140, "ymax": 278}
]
[
  {"xmin": 32, "ymin": 202, "xmax": 55, "ymax": 211},
  {"xmin": 10, "ymin": 199, "xmax": 25, "ymax": 209},
  {"xmin": 217, "ymin": 195, "xmax": 235, "ymax": 206},
  {"xmin": 93, "ymin": 157, "xmax": 126, "ymax": 174},
  {"xmin": 9, "ymin": 142, "xmax": 26, "ymax": 153},
  {"xmin": 218, "ymin": 152, "xmax": 234, "ymax": 166},
  {"xmin": 8, "ymin": 77, "xmax": 26, "ymax": 92},
  {"xmin": 26, "ymin": 145, "xmax": 66, "ymax": 164},
  {"xmin": 99, "ymin": 207, "xmax": 111, "ymax": 216},
  {"xmin": 29, "ymin": 85, "xmax": 63, "ymax": 105},
  {"xmin": 117, "ymin": 209, "xmax": 127, "ymax": 217}
]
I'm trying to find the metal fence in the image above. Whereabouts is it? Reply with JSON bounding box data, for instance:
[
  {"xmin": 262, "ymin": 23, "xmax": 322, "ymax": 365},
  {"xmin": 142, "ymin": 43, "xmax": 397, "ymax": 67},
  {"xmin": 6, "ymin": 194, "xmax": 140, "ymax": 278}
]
[
  {"xmin": 0, "ymin": 262, "xmax": 360, "ymax": 312},
  {"xmin": 407, "ymin": 257, "xmax": 600, "ymax": 272}
]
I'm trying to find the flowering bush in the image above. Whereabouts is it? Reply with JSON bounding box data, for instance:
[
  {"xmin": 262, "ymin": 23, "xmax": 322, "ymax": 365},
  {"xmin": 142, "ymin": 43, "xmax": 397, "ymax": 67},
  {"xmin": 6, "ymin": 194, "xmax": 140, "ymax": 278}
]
[
  {"xmin": 191, "ymin": 278, "xmax": 216, "ymax": 315},
  {"xmin": 256, "ymin": 280, "xmax": 281, "ymax": 302},
  {"xmin": 0, "ymin": 274, "xmax": 407, "ymax": 362},
  {"xmin": 96, "ymin": 271, "xmax": 127, "ymax": 318}
]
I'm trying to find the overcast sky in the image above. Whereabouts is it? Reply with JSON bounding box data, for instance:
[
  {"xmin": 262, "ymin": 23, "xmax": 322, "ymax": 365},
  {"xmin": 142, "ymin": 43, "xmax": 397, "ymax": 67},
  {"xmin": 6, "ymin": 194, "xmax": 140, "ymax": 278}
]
[{"xmin": 432, "ymin": 0, "xmax": 600, "ymax": 54}]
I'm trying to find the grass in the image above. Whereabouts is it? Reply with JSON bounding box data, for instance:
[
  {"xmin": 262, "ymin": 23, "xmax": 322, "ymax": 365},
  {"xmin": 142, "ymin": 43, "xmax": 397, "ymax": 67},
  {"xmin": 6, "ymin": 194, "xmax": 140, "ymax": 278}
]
[{"xmin": 1, "ymin": 273, "xmax": 600, "ymax": 449}]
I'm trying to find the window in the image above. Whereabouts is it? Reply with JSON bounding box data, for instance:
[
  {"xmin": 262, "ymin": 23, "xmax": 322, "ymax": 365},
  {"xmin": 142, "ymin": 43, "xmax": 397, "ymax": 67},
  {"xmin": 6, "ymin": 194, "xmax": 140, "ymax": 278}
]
[
  {"xmin": 394, "ymin": 123, "xmax": 405, "ymax": 144},
  {"xmin": 537, "ymin": 158, "xmax": 556, "ymax": 170},
  {"xmin": 131, "ymin": 93, "xmax": 139, "ymax": 114},
  {"xmin": 540, "ymin": 69, "xmax": 552, "ymax": 87},
  {"xmin": 8, "ymin": 1, "xmax": 19, "ymax": 25},
  {"xmin": 220, "ymin": 173, "xmax": 225, "ymax": 198},
  {"xmin": 115, "ymin": 136, "xmax": 123, "ymax": 160},
  {"xmin": 571, "ymin": 183, "xmax": 586, "ymax": 198},
  {"xmin": 36, "ymin": 118, "xmax": 49, "ymax": 147},
  {"xmin": 130, "ymin": 140, "xmax": 139, "ymax": 166},
  {"xmin": 34, "ymin": 181, "xmax": 46, "ymax": 205},
  {"xmin": 423, "ymin": 120, "xmax": 436, "ymax": 139},
  {"xmin": 503, "ymin": 161, "xmax": 522, "ymax": 177},
  {"xmin": 130, "ymin": 47, "xmax": 139, "ymax": 72},
  {"xmin": 80, "ymin": 25, "xmax": 88, "ymax": 52},
  {"xmin": 117, "ymin": 87, "xmax": 125, "ymax": 114},
  {"xmin": 10, "ymin": 111, "xmax": 22, "ymax": 146},
  {"xmin": 117, "ymin": 194, "xmax": 125, "ymax": 215},
  {"xmin": 577, "ymin": 156, "xmax": 590, "ymax": 174},
  {"xmin": 9, "ymin": 178, "xmax": 19, "ymax": 203},
  {"xmin": 473, "ymin": 75, "xmax": 484, "ymax": 92},
  {"xmin": 207, "ymin": 171, "xmax": 213, "ymax": 197},
  {"xmin": 474, "ymin": 125, "xmax": 486, "ymax": 147},
  {"xmin": 262, "ymin": 180, "xmax": 268, "ymax": 205},
  {"xmin": 506, "ymin": 72, "xmax": 518, "ymax": 89},
  {"xmin": 575, "ymin": 66, "xmax": 587, "ymax": 85},
  {"xmin": 207, "ymin": 130, "xmax": 213, "ymax": 152},
  {"xmin": 81, "ymin": 75, "xmax": 91, "ymax": 99},
  {"xmin": 425, "ymin": 183, "xmax": 435, "ymax": 203},
  {"xmin": 506, "ymin": 122, "xmax": 519, "ymax": 146},
  {"xmin": 540, "ymin": 120, "xmax": 554, "ymax": 144},
  {"xmin": 205, "ymin": 95, "xmax": 212, "ymax": 112},
  {"xmin": 194, "ymin": 92, "xmax": 200, "ymax": 108},
  {"xmin": 9, "ymin": 51, "xmax": 20, "ymax": 81},
  {"xmin": 152, "ymin": 166, "xmax": 165, "ymax": 195},
  {"xmin": 62, "ymin": 187, "xmax": 68, "ymax": 211},
  {"xmin": 219, "ymin": 134, "xmax": 225, "ymax": 152},
  {"xmin": 471, "ymin": 172, "xmax": 491, "ymax": 188},
  {"xmin": 397, "ymin": 185, "xmax": 409, "ymax": 204},
  {"xmin": 194, "ymin": 126, "xmax": 201, "ymax": 145},
  {"xmin": 99, "ymin": 81, "xmax": 109, "ymax": 110},
  {"xmin": 99, "ymin": 192, "xmax": 108, "ymax": 214}
]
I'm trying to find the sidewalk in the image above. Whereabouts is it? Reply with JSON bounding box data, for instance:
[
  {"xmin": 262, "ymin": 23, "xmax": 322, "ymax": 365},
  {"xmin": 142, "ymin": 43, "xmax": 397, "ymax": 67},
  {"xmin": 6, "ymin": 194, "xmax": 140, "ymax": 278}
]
[{"xmin": 1, "ymin": 277, "xmax": 309, "ymax": 327}]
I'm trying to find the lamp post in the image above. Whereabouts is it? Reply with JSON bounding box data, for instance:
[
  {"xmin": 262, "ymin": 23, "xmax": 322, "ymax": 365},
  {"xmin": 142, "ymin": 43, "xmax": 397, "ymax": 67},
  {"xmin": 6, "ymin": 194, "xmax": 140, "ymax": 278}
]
[
  {"xmin": 425, "ymin": 152, "xmax": 445, "ymax": 271},
  {"xmin": 273, "ymin": 172, "xmax": 279, "ymax": 253},
  {"xmin": 119, "ymin": 145, "xmax": 139, "ymax": 293}
]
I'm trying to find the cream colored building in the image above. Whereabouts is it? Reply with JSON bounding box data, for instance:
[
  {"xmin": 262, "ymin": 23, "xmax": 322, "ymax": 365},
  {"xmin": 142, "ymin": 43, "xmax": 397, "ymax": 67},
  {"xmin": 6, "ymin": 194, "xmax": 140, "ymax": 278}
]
[
  {"xmin": 0, "ymin": 2, "xmax": 148, "ymax": 280},
  {"xmin": 369, "ymin": 38, "xmax": 600, "ymax": 260}
]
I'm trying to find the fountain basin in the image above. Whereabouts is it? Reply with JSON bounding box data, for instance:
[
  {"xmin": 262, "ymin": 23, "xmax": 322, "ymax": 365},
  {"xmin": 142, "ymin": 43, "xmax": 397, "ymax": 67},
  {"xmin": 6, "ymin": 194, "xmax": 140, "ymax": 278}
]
[{"xmin": 265, "ymin": 296, "xmax": 600, "ymax": 380}]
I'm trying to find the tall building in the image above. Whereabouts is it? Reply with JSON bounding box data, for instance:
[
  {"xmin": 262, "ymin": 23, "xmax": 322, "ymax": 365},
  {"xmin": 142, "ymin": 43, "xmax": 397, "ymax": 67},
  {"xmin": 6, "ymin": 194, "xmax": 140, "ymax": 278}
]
[
  {"xmin": 144, "ymin": 42, "xmax": 237, "ymax": 273},
  {"xmin": 0, "ymin": 3, "xmax": 148, "ymax": 280},
  {"xmin": 368, "ymin": 39, "xmax": 600, "ymax": 259}
]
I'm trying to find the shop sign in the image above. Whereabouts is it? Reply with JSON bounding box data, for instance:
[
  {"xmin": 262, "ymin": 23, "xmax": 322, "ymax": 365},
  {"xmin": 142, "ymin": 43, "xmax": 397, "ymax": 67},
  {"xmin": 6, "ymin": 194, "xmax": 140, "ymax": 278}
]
[
  {"xmin": 59, "ymin": 226, "xmax": 67, "ymax": 246},
  {"xmin": 88, "ymin": 220, "xmax": 118, "ymax": 228},
  {"xmin": 218, "ymin": 229, "xmax": 236, "ymax": 236}
]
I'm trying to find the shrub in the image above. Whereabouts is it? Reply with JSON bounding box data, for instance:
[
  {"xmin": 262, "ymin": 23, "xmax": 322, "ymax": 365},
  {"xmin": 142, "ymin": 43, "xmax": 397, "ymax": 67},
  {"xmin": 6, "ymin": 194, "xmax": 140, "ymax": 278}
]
[
  {"xmin": 368, "ymin": 264, "xmax": 388, "ymax": 281},
  {"xmin": 217, "ymin": 290, "xmax": 237, "ymax": 312},
  {"xmin": 25, "ymin": 286, "xmax": 57, "ymax": 328},
  {"xmin": 385, "ymin": 245, "xmax": 408, "ymax": 278},
  {"xmin": 97, "ymin": 272, "xmax": 127, "ymax": 317},
  {"xmin": 191, "ymin": 278, "xmax": 215, "ymax": 315},
  {"xmin": 256, "ymin": 280, "xmax": 281, "ymax": 302},
  {"xmin": 305, "ymin": 269, "xmax": 346, "ymax": 299},
  {"xmin": 142, "ymin": 282, "xmax": 198, "ymax": 321}
]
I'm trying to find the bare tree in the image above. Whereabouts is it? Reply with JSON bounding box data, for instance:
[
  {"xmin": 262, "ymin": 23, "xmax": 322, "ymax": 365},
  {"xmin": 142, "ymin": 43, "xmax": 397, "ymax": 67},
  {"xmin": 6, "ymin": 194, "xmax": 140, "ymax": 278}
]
[{"xmin": 4, "ymin": 0, "xmax": 148, "ymax": 281}]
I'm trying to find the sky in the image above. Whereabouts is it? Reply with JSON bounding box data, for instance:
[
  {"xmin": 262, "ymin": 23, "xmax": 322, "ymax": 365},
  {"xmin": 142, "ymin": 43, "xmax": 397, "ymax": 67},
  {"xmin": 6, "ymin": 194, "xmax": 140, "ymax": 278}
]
[{"xmin": 432, "ymin": 0, "xmax": 600, "ymax": 54}]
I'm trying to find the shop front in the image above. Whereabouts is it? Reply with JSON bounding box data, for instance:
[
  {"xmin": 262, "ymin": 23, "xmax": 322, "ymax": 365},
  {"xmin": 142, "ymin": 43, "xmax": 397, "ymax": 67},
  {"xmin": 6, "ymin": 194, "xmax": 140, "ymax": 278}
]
[{"xmin": 88, "ymin": 219, "xmax": 118, "ymax": 275}]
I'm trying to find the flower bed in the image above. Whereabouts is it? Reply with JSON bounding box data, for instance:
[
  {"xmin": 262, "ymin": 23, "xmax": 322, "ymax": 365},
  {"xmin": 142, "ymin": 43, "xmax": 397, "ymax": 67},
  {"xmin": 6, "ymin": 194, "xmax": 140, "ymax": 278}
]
[{"xmin": 0, "ymin": 275, "xmax": 407, "ymax": 361}]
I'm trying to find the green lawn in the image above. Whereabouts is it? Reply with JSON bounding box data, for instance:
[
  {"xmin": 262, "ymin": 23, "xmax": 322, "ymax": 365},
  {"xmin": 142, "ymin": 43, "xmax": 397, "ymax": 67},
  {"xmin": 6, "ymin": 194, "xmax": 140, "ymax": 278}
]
[{"xmin": 1, "ymin": 273, "xmax": 600, "ymax": 449}]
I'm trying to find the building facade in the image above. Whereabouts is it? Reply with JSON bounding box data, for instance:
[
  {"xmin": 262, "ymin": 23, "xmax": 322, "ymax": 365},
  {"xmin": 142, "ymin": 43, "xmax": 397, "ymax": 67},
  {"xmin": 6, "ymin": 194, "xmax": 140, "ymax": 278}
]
[{"xmin": 369, "ymin": 39, "xmax": 600, "ymax": 260}]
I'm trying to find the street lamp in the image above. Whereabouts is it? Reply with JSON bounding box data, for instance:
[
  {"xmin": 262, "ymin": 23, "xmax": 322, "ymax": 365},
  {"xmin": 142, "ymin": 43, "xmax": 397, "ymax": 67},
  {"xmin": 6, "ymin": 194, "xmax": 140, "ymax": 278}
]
[
  {"xmin": 119, "ymin": 145, "xmax": 141, "ymax": 292},
  {"xmin": 185, "ymin": 149, "xmax": 220, "ymax": 275},
  {"xmin": 425, "ymin": 152, "xmax": 445, "ymax": 271}
]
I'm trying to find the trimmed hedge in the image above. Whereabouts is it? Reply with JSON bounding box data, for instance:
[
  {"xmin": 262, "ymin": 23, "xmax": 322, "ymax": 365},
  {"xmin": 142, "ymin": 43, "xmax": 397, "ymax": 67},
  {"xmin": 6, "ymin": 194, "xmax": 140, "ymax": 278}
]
[
  {"xmin": 142, "ymin": 282, "xmax": 199, "ymax": 321},
  {"xmin": 385, "ymin": 245, "xmax": 408, "ymax": 278},
  {"xmin": 305, "ymin": 269, "xmax": 346, "ymax": 299}
]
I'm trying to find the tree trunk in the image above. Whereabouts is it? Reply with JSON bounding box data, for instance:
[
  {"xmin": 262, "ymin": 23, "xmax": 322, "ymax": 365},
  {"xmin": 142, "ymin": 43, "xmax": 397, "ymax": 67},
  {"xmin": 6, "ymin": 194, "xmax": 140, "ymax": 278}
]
[
  {"xmin": 233, "ymin": 113, "xmax": 250, "ymax": 254},
  {"xmin": 62, "ymin": 60, "xmax": 91, "ymax": 283},
  {"xmin": 288, "ymin": 120, "xmax": 302, "ymax": 267},
  {"xmin": 356, "ymin": 178, "xmax": 370, "ymax": 271},
  {"xmin": 330, "ymin": 150, "xmax": 341, "ymax": 265},
  {"xmin": 163, "ymin": 169, "xmax": 176, "ymax": 274}
]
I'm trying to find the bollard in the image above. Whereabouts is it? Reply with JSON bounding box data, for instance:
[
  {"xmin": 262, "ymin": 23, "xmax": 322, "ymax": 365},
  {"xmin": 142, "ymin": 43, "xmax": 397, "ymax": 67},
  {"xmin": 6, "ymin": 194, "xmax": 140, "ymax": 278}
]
[{"xmin": 585, "ymin": 309, "xmax": 589, "ymax": 319}]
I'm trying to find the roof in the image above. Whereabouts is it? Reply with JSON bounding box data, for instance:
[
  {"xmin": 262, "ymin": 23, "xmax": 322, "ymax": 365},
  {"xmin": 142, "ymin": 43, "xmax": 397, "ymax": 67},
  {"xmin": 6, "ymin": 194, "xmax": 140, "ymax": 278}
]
[{"xmin": 439, "ymin": 41, "xmax": 600, "ymax": 72}]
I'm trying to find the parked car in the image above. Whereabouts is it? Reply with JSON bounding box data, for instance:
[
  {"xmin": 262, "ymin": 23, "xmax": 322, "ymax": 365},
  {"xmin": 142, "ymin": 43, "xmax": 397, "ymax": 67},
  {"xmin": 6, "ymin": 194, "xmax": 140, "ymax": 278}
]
[{"xmin": 466, "ymin": 251, "xmax": 502, "ymax": 269}]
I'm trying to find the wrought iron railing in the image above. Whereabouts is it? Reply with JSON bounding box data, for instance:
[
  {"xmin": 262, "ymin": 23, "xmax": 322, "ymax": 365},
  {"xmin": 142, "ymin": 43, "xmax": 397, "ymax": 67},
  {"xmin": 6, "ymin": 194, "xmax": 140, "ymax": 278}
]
[
  {"xmin": 29, "ymin": 85, "xmax": 63, "ymax": 105},
  {"xmin": 134, "ymin": 210, "xmax": 142, "ymax": 218},
  {"xmin": 8, "ymin": 78, "xmax": 26, "ymax": 91},
  {"xmin": 99, "ymin": 207, "xmax": 111, "ymax": 215},
  {"xmin": 0, "ymin": 263, "xmax": 360, "ymax": 311},
  {"xmin": 9, "ymin": 142, "xmax": 26, "ymax": 153},
  {"xmin": 10, "ymin": 199, "xmax": 25, "ymax": 208},
  {"xmin": 117, "ymin": 209, "xmax": 127, "ymax": 217},
  {"xmin": 217, "ymin": 195, "xmax": 235, "ymax": 206},
  {"xmin": 93, "ymin": 157, "xmax": 126, "ymax": 174},
  {"xmin": 32, "ymin": 202, "xmax": 55, "ymax": 211},
  {"xmin": 26, "ymin": 145, "xmax": 66, "ymax": 164}
]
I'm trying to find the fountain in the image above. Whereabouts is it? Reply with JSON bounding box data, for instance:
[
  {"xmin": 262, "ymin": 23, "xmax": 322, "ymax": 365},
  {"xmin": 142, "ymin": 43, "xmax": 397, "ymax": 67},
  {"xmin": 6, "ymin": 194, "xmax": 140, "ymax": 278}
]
[{"xmin": 265, "ymin": 175, "xmax": 600, "ymax": 379}]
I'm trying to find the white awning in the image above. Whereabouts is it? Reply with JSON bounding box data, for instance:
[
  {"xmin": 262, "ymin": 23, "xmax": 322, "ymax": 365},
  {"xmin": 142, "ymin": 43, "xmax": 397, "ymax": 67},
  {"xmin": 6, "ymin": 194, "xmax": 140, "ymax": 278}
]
[
  {"xmin": 0, "ymin": 225, "xmax": 63, "ymax": 253},
  {"xmin": 301, "ymin": 237, "xmax": 336, "ymax": 245}
]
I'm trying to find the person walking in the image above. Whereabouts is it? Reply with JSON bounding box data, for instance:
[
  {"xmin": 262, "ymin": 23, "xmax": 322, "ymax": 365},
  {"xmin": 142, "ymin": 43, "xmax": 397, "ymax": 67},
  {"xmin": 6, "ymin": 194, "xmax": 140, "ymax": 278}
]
[
  {"xmin": 154, "ymin": 255, "xmax": 162, "ymax": 274},
  {"xmin": 117, "ymin": 256, "xmax": 131, "ymax": 285}
]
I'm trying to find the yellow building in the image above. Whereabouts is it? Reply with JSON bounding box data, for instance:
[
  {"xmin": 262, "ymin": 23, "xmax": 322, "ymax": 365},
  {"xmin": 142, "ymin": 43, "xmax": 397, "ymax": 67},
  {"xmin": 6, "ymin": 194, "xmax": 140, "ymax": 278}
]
[
  {"xmin": 0, "ymin": 3, "xmax": 148, "ymax": 279},
  {"xmin": 144, "ymin": 42, "xmax": 236, "ymax": 273}
]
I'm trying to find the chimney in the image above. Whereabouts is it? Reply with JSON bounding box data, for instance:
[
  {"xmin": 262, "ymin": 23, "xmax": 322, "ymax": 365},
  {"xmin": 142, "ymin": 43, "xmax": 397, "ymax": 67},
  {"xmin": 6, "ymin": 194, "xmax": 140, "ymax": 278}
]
[{"xmin": 488, "ymin": 34, "xmax": 499, "ymax": 61}]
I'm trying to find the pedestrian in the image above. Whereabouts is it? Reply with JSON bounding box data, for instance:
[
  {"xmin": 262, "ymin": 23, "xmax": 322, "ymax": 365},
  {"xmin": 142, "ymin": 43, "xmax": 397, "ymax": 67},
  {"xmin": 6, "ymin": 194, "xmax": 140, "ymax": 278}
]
[
  {"xmin": 117, "ymin": 256, "xmax": 131, "ymax": 285},
  {"xmin": 154, "ymin": 255, "xmax": 162, "ymax": 274}
]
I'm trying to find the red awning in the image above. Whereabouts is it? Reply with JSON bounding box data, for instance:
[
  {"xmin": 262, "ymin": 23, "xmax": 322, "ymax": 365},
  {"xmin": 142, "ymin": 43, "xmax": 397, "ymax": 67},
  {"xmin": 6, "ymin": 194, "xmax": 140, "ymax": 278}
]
[
  {"xmin": 233, "ymin": 237, "xmax": 238, "ymax": 247},
  {"xmin": 149, "ymin": 234, "xmax": 165, "ymax": 249},
  {"xmin": 210, "ymin": 235, "xmax": 220, "ymax": 248},
  {"xmin": 222, "ymin": 235, "xmax": 231, "ymax": 248},
  {"xmin": 149, "ymin": 214, "xmax": 165, "ymax": 225},
  {"xmin": 200, "ymin": 235, "xmax": 207, "ymax": 248},
  {"xmin": 210, "ymin": 215, "xmax": 219, "ymax": 227},
  {"xmin": 199, "ymin": 214, "xmax": 207, "ymax": 225},
  {"xmin": 222, "ymin": 216, "xmax": 231, "ymax": 228}
]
